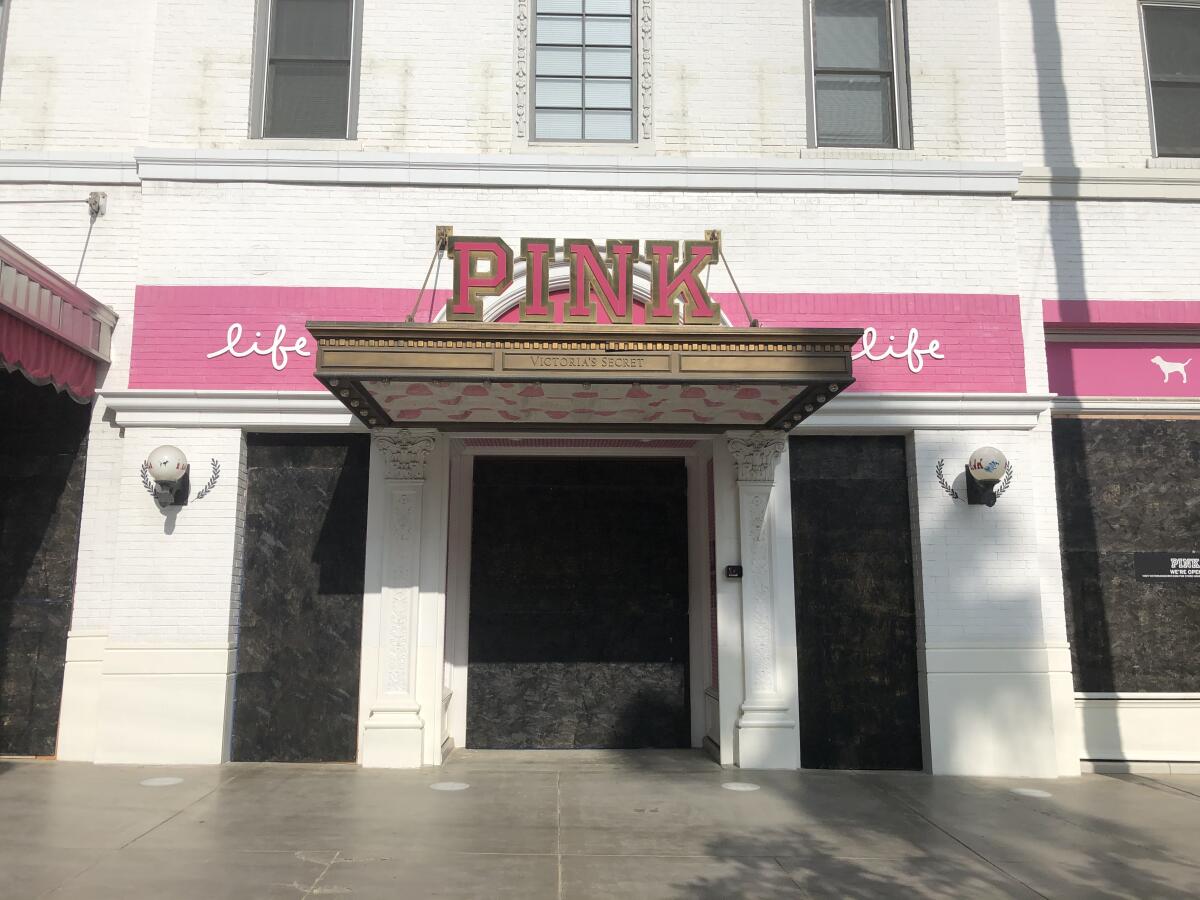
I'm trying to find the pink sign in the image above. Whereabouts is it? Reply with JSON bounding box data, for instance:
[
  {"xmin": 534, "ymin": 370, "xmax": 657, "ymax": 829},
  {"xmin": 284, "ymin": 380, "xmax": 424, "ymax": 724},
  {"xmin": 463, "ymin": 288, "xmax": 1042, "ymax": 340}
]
[
  {"xmin": 734, "ymin": 293, "xmax": 1025, "ymax": 393},
  {"xmin": 129, "ymin": 286, "xmax": 444, "ymax": 391},
  {"xmin": 1047, "ymin": 342, "xmax": 1198, "ymax": 398},
  {"xmin": 1044, "ymin": 300, "xmax": 1200, "ymax": 398},
  {"xmin": 129, "ymin": 286, "xmax": 1026, "ymax": 393}
]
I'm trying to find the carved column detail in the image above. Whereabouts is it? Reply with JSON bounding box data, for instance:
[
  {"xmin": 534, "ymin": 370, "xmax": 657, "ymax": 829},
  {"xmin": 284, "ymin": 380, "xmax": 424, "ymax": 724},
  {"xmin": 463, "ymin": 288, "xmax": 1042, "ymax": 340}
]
[
  {"xmin": 377, "ymin": 430, "xmax": 436, "ymax": 482},
  {"xmin": 514, "ymin": 0, "xmax": 530, "ymax": 139},
  {"xmin": 639, "ymin": 0, "xmax": 653, "ymax": 140},
  {"xmin": 724, "ymin": 431, "xmax": 798, "ymax": 768},
  {"xmin": 728, "ymin": 432, "xmax": 785, "ymax": 484},
  {"xmin": 741, "ymin": 488, "xmax": 775, "ymax": 696},
  {"xmin": 362, "ymin": 430, "xmax": 441, "ymax": 768},
  {"xmin": 382, "ymin": 485, "xmax": 420, "ymax": 696}
]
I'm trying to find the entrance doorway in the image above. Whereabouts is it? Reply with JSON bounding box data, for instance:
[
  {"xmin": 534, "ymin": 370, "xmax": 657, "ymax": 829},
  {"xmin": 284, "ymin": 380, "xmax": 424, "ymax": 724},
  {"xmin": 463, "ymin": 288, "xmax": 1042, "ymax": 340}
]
[{"xmin": 464, "ymin": 457, "xmax": 691, "ymax": 749}]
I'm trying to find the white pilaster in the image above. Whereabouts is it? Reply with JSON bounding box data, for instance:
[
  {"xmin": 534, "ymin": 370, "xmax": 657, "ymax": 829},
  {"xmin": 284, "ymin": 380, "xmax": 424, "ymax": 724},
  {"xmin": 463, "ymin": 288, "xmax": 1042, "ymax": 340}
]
[
  {"xmin": 359, "ymin": 429, "xmax": 448, "ymax": 768},
  {"xmin": 90, "ymin": 427, "xmax": 246, "ymax": 765},
  {"xmin": 724, "ymin": 432, "xmax": 801, "ymax": 769},
  {"xmin": 910, "ymin": 429, "xmax": 1077, "ymax": 777}
]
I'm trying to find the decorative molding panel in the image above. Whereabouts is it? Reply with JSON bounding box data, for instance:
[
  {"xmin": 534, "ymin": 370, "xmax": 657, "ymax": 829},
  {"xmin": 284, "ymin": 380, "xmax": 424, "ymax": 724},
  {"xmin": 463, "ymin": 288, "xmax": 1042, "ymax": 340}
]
[
  {"xmin": 727, "ymin": 432, "xmax": 785, "ymax": 483},
  {"xmin": 740, "ymin": 487, "xmax": 775, "ymax": 697},
  {"xmin": 375, "ymin": 430, "xmax": 437, "ymax": 481},
  {"xmin": 514, "ymin": 0, "xmax": 530, "ymax": 139},
  {"xmin": 639, "ymin": 0, "xmax": 653, "ymax": 140},
  {"xmin": 382, "ymin": 485, "xmax": 420, "ymax": 695}
]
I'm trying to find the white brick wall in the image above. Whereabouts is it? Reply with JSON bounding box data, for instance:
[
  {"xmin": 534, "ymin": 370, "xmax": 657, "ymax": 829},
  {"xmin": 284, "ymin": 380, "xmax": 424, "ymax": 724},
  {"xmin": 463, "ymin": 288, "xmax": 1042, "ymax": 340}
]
[
  {"xmin": 134, "ymin": 181, "xmax": 1020, "ymax": 293},
  {"xmin": 909, "ymin": 429, "xmax": 1048, "ymax": 646},
  {"xmin": 0, "ymin": 0, "xmax": 1162, "ymax": 163},
  {"xmin": 108, "ymin": 428, "xmax": 245, "ymax": 644},
  {"xmin": 69, "ymin": 400, "xmax": 124, "ymax": 635},
  {"xmin": 1018, "ymin": 200, "xmax": 1200, "ymax": 301},
  {"xmin": 1001, "ymin": 0, "xmax": 1154, "ymax": 166},
  {"xmin": 0, "ymin": 0, "xmax": 155, "ymax": 150}
]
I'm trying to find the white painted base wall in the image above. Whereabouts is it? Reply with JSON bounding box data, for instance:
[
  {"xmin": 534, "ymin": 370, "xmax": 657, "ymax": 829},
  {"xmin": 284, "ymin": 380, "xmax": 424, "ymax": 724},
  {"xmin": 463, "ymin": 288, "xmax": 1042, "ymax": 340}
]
[
  {"xmin": 92, "ymin": 644, "xmax": 236, "ymax": 765},
  {"xmin": 923, "ymin": 647, "xmax": 1079, "ymax": 778},
  {"xmin": 55, "ymin": 632, "xmax": 107, "ymax": 761},
  {"xmin": 1076, "ymin": 695, "xmax": 1200, "ymax": 763}
]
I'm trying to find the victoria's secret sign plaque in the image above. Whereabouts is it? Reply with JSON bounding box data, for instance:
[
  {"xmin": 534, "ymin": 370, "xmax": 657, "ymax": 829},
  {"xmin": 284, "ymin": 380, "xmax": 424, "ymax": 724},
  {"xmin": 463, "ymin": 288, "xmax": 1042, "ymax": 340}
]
[{"xmin": 445, "ymin": 236, "xmax": 722, "ymax": 324}]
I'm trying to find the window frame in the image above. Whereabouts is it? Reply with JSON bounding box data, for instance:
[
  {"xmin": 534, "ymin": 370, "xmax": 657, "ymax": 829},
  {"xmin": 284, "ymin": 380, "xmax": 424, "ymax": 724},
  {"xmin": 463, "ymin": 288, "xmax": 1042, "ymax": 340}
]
[
  {"xmin": 806, "ymin": 0, "xmax": 912, "ymax": 150},
  {"xmin": 1139, "ymin": 0, "xmax": 1200, "ymax": 157},
  {"xmin": 249, "ymin": 0, "xmax": 365, "ymax": 140},
  {"xmin": 530, "ymin": 0, "xmax": 638, "ymax": 145},
  {"xmin": 0, "ymin": 0, "xmax": 11, "ymax": 106}
]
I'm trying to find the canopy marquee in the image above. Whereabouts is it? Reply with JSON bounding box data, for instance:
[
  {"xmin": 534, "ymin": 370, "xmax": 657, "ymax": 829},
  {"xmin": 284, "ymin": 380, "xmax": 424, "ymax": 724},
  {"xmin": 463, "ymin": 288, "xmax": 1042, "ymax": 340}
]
[
  {"xmin": 0, "ymin": 236, "xmax": 117, "ymax": 401},
  {"xmin": 308, "ymin": 322, "xmax": 861, "ymax": 431}
]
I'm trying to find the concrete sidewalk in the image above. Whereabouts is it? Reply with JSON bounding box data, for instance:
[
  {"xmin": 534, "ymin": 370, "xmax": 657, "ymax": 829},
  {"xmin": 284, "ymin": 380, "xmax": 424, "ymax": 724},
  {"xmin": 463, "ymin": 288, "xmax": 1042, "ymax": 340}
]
[{"xmin": 2, "ymin": 750, "xmax": 1198, "ymax": 899}]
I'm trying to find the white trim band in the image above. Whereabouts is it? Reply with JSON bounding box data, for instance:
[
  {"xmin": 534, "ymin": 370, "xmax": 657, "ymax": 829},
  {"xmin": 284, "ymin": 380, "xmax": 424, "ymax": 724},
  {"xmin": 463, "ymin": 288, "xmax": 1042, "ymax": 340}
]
[
  {"xmin": 100, "ymin": 389, "xmax": 1054, "ymax": 431},
  {"xmin": 1018, "ymin": 166, "xmax": 1200, "ymax": 201},
  {"xmin": 0, "ymin": 150, "xmax": 1021, "ymax": 195},
  {"xmin": 1052, "ymin": 397, "xmax": 1200, "ymax": 415}
]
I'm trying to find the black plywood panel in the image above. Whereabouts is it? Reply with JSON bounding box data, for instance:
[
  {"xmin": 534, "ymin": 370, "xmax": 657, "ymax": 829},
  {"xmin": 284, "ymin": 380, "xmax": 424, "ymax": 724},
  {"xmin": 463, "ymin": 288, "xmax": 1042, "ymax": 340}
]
[
  {"xmin": 789, "ymin": 436, "xmax": 922, "ymax": 771},
  {"xmin": 1053, "ymin": 419, "xmax": 1200, "ymax": 692},
  {"xmin": 0, "ymin": 371, "xmax": 90, "ymax": 756},
  {"xmin": 232, "ymin": 434, "xmax": 369, "ymax": 762},
  {"xmin": 467, "ymin": 457, "xmax": 690, "ymax": 749}
]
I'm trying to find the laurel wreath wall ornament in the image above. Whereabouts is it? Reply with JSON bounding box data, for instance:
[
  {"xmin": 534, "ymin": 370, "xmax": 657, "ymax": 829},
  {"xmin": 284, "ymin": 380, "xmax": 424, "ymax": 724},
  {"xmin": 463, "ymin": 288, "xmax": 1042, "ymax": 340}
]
[
  {"xmin": 993, "ymin": 461, "xmax": 1015, "ymax": 500},
  {"xmin": 140, "ymin": 457, "xmax": 220, "ymax": 505},
  {"xmin": 195, "ymin": 458, "xmax": 221, "ymax": 500},
  {"xmin": 936, "ymin": 459, "xmax": 1015, "ymax": 505},
  {"xmin": 935, "ymin": 459, "xmax": 960, "ymax": 501},
  {"xmin": 139, "ymin": 461, "xmax": 158, "ymax": 497}
]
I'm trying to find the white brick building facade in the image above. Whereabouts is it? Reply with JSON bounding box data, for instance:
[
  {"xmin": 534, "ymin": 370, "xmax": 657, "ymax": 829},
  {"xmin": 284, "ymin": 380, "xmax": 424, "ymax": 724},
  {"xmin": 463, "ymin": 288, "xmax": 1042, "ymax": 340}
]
[{"xmin": 1, "ymin": 0, "xmax": 1197, "ymax": 774}]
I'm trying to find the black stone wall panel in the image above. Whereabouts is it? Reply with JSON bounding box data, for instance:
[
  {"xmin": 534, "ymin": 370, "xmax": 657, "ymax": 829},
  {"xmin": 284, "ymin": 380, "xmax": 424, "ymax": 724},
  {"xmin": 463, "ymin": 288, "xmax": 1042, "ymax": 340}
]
[
  {"xmin": 232, "ymin": 434, "xmax": 369, "ymax": 762},
  {"xmin": 790, "ymin": 436, "xmax": 923, "ymax": 771},
  {"xmin": 0, "ymin": 371, "xmax": 90, "ymax": 756},
  {"xmin": 1053, "ymin": 419, "xmax": 1200, "ymax": 692},
  {"xmin": 466, "ymin": 457, "xmax": 690, "ymax": 749}
]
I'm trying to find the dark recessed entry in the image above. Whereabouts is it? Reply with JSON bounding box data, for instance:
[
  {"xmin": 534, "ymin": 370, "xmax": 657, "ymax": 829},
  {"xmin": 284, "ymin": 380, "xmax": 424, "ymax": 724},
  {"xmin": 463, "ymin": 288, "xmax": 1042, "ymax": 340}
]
[
  {"xmin": 232, "ymin": 434, "xmax": 370, "ymax": 763},
  {"xmin": 0, "ymin": 371, "xmax": 90, "ymax": 757},
  {"xmin": 466, "ymin": 457, "xmax": 690, "ymax": 749},
  {"xmin": 790, "ymin": 436, "xmax": 923, "ymax": 771}
]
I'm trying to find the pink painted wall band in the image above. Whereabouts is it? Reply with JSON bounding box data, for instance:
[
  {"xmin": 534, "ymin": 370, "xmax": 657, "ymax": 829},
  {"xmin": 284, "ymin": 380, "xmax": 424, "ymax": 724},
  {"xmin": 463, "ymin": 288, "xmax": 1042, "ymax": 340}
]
[
  {"xmin": 129, "ymin": 286, "xmax": 1026, "ymax": 394},
  {"xmin": 1044, "ymin": 299, "xmax": 1200, "ymax": 327}
]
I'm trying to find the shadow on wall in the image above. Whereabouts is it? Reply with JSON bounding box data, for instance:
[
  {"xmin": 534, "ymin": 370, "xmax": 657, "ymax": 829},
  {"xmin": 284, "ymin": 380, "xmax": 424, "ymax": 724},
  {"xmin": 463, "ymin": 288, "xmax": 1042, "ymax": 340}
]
[
  {"xmin": 0, "ymin": 371, "xmax": 91, "ymax": 757},
  {"xmin": 1028, "ymin": 0, "xmax": 1114, "ymax": 762}
]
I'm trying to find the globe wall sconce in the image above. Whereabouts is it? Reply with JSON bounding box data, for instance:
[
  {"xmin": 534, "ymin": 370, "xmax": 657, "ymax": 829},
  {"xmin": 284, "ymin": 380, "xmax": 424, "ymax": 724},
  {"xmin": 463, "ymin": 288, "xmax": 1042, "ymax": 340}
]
[
  {"xmin": 140, "ymin": 445, "xmax": 220, "ymax": 508},
  {"xmin": 936, "ymin": 446, "xmax": 1014, "ymax": 508}
]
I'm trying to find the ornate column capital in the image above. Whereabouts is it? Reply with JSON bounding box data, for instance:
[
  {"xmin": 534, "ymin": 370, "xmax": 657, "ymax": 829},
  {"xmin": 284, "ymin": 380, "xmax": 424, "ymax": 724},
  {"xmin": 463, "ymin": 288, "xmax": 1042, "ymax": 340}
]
[
  {"xmin": 727, "ymin": 431, "xmax": 786, "ymax": 484},
  {"xmin": 375, "ymin": 430, "xmax": 437, "ymax": 482}
]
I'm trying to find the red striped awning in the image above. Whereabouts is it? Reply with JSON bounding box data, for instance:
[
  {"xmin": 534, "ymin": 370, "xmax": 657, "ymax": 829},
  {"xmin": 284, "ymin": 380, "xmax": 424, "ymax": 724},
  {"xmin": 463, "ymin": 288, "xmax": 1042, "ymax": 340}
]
[{"xmin": 0, "ymin": 236, "xmax": 117, "ymax": 402}]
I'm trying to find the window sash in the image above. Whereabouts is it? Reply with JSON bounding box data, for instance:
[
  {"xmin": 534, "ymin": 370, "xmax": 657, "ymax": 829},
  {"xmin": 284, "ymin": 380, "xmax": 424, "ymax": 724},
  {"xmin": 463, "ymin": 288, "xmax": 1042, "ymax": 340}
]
[
  {"xmin": 809, "ymin": 0, "xmax": 908, "ymax": 149},
  {"xmin": 252, "ymin": 0, "xmax": 362, "ymax": 140},
  {"xmin": 1142, "ymin": 2, "xmax": 1200, "ymax": 156},
  {"xmin": 0, "ymin": 0, "xmax": 10, "ymax": 104},
  {"xmin": 532, "ymin": 4, "xmax": 636, "ymax": 143}
]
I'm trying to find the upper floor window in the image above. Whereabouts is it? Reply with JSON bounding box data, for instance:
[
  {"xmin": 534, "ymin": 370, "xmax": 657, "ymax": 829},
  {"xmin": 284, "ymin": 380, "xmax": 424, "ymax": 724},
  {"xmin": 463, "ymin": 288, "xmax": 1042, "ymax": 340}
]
[
  {"xmin": 251, "ymin": 0, "xmax": 362, "ymax": 139},
  {"xmin": 810, "ymin": 0, "xmax": 910, "ymax": 149},
  {"xmin": 0, "ymin": 0, "xmax": 10, "ymax": 99},
  {"xmin": 1142, "ymin": 3, "xmax": 1200, "ymax": 156},
  {"xmin": 533, "ymin": 0, "xmax": 635, "ymax": 142}
]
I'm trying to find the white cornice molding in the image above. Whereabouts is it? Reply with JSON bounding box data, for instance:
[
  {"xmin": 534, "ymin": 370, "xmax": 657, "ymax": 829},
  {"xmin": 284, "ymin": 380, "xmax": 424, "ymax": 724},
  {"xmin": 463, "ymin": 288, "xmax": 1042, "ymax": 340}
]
[
  {"xmin": 131, "ymin": 150, "xmax": 1021, "ymax": 195},
  {"xmin": 1017, "ymin": 166, "xmax": 1200, "ymax": 201},
  {"xmin": 100, "ymin": 389, "xmax": 1054, "ymax": 431},
  {"xmin": 11, "ymin": 152, "xmax": 1200, "ymax": 200},
  {"xmin": 0, "ymin": 152, "xmax": 140, "ymax": 185},
  {"xmin": 793, "ymin": 393, "xmax": 1054, "ymax": 431},
  {"xmin": 1052, "ymin": 397, "xmax": 1200, "ymax": 416},
  {"xmin": 100, "ymin": 389, "xmax": 362, "ymax": 430}
]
